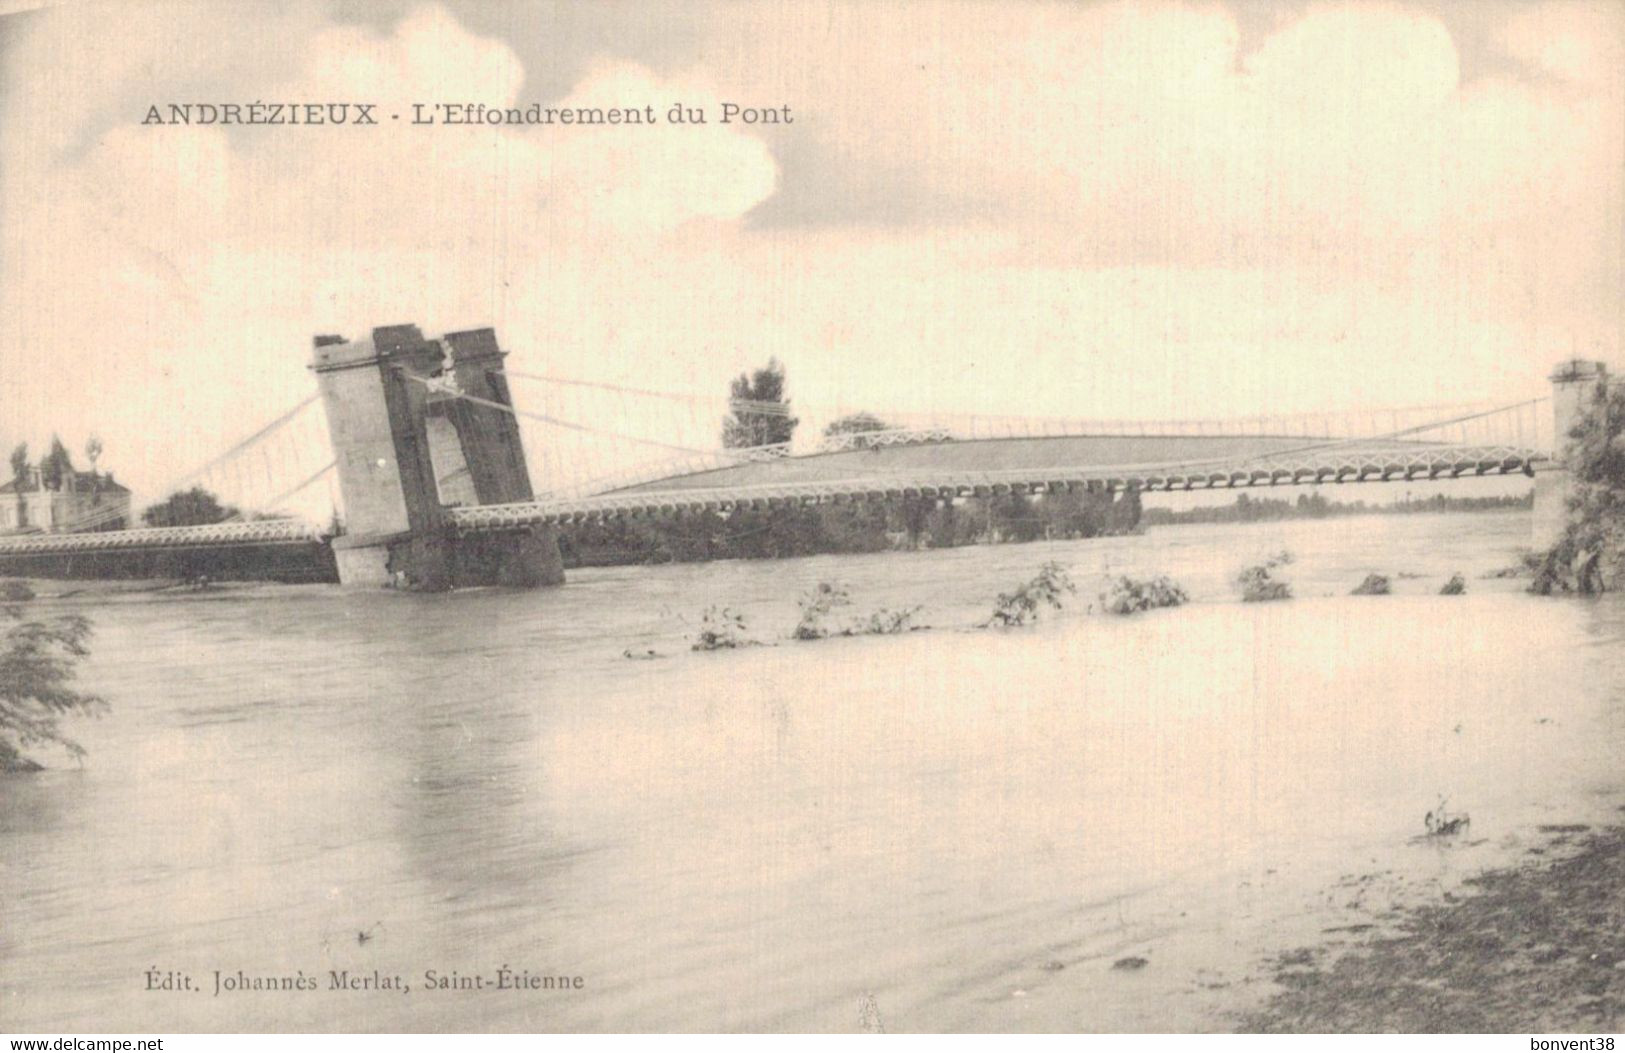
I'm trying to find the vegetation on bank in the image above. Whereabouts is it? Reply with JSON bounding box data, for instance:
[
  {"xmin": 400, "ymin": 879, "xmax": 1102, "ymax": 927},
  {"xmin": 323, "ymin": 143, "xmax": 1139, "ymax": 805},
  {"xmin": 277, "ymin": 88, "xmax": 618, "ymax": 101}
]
[
  {"xmin": 1241, "ymin": 825, "xmax": 1625, "ymax": 1033},
  {"xmin": 1143, "ymin": 490, "xmax": 1532, "ymax": 527},
  {"xmin": 1532, "ymin": 383, "xmax": 1624, "ymax": 595},
  {"xmin": 0, "ymin": 580, "xmax": 35, "ymax": 603},
  {"xmin": 558, "ymin": 358, "xmax": 1141, "ymax": 568},
  {"xmin": 1485, "ymin": 551, "xmax": 1544, "ymax": 580},
  {"xmin": 0, "ymin": 582, "xmax": 106, "ymax": 772},
  {"xmin": 556, "ymin": 490, "xmax": 1143, "ymax": 568}
]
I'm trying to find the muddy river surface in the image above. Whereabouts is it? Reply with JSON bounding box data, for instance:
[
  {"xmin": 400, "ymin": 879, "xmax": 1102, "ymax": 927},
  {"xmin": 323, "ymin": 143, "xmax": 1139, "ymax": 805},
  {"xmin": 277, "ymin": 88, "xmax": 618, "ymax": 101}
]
[{"xmin": 4, "ymin": 510, "xmax": 1624, "ymax": 1032}]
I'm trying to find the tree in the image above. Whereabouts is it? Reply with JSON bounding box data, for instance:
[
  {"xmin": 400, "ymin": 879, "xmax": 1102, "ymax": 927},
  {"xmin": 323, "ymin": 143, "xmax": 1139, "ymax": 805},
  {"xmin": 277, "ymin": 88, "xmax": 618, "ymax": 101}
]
[
  {"xmin": 1295, "ymin": 492, "xmax": 1330, "ymax": 518},
  {"xmin": 7, "ymin": 443, "xmax": 26, "ymax": 528},
  {"xmin": 1108, "ymin": 487, "xmax": 1143, "ymax": 534},
  {"xmin": 822, "ymin": 412, "xmax": 892, "ymax": 450},
  {"xmin": 722, "ymin": 358, "xmax": 798, "ymax": 449},
  {"xmin": 991, "ymin": 492, "xmax": 1043, "ymax": 543},
  {"xmin": 891, "ymin": 495, "xmax": 937, "ymax": 547},
  {"xmin": 39, "ymin": 436, "xmax": 74, "ymax": 491},
  {"xmin": 1533, "ymin": 384, "xmax": 1625, "ymax": 593},
  {"xmin": 141, "ymin": 486, "xmax": 240, "ymax": 527},
  {"xmin": 824, "ymin": 412, "xmax": 890, "ymax": 436},
  {"xmin": 0, "ymin": 601, "xmax": 106, "ymax": 771}
]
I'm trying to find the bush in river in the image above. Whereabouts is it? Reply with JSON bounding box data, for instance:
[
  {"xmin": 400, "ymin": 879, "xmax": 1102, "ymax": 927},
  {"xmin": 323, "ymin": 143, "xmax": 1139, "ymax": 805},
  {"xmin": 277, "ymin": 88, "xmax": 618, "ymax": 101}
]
[
  {"xmin": 1351, "ymin": 574, "xmax": 1391, "ymax": 596},
  {"xmin": 1100, "ymin": 575, "xmax": 1188, "ymax": 615},
  {"xmin": 983, "ymin": 562, "xmax": 1076, "ymax": 627},
  {"xmin": 793, "ymin": 582, "xmax": 852, "ymax": 640},
  {"xmin": 793, "ymin": 581, "xmax": 925, "ymax": 639},
  {"xmin": 691, "ymin": 606, "xmax": 758, "ymax": 651},
  {"xmin": 0, "ymin": 606, "xmax": 106, "ymax": 772},
  {"xmin": 1439, "ymin": 574, "xmax": 1467, "ymax": 595},
  {"xmin": 1236, "ymin": 551, "xmax": 1294, "ymax": 603},
  {"xmin": 849, "ymin": 606, "xmax": 924, "ymax": 635},
  {"xmin": 1424, "ymin": 798, "xmax": 1471, "ymax": 837}
]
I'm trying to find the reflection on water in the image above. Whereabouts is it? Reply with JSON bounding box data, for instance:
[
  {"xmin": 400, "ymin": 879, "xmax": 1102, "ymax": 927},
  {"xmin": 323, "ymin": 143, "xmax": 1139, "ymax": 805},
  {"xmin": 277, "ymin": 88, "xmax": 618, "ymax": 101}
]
[{"xmin": 3, "ymin": 511, "xmax": 1623, "ymax": 1032}]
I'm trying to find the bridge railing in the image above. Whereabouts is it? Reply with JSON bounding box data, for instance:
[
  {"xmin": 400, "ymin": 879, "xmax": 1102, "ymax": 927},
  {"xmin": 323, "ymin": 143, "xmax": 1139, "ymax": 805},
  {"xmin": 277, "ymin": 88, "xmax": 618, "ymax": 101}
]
[
  {"xmin": 0, "ymin": 518, "xmax": 324, "ymax": 555},
  {"xmin": 448, "ymin": 441, "xmax": 1547, "ymax": 531}
]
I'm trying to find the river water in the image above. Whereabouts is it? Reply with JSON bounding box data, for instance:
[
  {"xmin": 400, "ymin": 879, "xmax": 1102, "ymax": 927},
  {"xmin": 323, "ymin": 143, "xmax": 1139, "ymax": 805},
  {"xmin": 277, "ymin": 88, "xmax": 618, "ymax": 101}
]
[{"xmin": 4, "ymin": 510, "xmax": 1624, "ymax": 1033}]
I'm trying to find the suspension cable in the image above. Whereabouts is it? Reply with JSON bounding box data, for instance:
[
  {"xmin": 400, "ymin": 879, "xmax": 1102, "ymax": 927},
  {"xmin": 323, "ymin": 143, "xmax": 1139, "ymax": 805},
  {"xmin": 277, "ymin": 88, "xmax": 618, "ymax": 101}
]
[
  {"xmin": 409, "ymin": 369, "xmax": 1548, "ymax": 496},
  {"xmin": 503, "ymin": 366, "xmax": 1543, "ymax": 440},
  {"xmin": 401, "ymin": 373, "xmax": 724, "ymax": 457},
  {"xmin": 216, "ymin": 461, "xmax": 337, "ymax": 523},
  {"xmin": 166, "ymin": 393, "xmax": 321, "ymax": 492}
]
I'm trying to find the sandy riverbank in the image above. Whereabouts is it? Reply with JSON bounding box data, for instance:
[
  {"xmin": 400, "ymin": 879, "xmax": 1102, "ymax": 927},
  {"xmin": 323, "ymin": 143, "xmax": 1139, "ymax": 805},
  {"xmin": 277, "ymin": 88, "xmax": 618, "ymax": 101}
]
[{"xmin": 1239, "ymin": 823, "xmax": 1625, "ymax": 1033}]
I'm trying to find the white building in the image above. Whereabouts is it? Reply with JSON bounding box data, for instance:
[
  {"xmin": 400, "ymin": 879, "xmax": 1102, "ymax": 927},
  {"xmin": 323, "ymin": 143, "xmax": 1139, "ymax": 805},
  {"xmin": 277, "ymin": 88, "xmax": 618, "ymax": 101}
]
[{"xmin": 0, "ymin": 466, "xmax": 131, "ymax": 533}]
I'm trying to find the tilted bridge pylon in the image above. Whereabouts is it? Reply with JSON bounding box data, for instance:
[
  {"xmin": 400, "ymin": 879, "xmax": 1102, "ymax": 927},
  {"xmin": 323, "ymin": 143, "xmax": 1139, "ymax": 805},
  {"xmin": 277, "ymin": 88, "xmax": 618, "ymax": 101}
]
[{"xmin": 311, "ymin": 325, "xmax": 563, "ymax": 590}]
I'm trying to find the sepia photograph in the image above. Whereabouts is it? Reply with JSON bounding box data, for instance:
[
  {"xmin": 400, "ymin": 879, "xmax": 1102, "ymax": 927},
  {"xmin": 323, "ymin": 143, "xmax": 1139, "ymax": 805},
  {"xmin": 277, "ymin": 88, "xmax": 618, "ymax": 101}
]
[{"xmin": 0, "ymin": 0, "xmax": 1622, "ymax": 1041}]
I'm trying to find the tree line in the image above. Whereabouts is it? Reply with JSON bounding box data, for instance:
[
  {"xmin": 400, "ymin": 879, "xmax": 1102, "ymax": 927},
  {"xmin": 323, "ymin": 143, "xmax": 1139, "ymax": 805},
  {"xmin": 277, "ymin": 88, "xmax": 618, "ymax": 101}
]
[
  {"xmin": 557, "ymin": 358, "xmax": 1140, "ymax": 566},
  {"xmin": 1141, "ymin": 490, "xmax": 1534, "ymax": 527}
]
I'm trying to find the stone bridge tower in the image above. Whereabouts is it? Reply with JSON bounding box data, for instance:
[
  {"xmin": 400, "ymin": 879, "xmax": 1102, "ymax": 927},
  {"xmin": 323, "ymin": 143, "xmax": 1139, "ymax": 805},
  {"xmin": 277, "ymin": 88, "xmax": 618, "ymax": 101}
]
[{"xmin": 311, "ymin": 324, "xmax": 564, "ymax": 590}]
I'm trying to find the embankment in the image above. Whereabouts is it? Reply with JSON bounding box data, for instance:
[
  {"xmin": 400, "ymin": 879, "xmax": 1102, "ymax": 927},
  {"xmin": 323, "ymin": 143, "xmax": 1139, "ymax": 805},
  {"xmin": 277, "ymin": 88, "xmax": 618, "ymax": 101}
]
[{"xmin": 1241, "ymin": 825, "xmax": 1625, "ymax": 1032}]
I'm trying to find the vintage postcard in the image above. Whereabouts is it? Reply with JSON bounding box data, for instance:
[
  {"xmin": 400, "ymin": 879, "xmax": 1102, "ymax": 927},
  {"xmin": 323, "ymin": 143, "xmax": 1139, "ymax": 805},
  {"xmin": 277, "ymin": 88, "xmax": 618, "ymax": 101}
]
[{"xmin": 1, "ymin": 0, "xmax": 1622, "ymax": 1042}]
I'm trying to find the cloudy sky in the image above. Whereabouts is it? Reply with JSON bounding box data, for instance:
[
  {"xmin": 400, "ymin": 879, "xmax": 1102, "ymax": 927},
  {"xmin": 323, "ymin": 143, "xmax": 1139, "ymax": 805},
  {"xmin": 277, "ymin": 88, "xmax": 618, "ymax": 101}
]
[{"xmin": 0, "ymin": 0, "xmax": 1619, "ymax": 505}]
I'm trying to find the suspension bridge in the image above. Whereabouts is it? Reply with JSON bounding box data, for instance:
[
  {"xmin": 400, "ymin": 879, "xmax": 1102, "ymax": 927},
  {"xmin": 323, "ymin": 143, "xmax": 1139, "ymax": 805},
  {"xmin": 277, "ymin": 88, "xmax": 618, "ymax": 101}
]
[{"xmin": 0, "ymin": 323, "xmax": 1596, "ymax": 588}]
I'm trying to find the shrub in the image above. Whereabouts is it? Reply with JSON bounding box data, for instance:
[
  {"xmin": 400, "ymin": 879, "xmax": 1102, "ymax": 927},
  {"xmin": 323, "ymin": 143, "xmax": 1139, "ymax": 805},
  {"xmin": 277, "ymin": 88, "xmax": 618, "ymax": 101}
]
[
  {"xmin": 983, "ymin": 562, "xmax": 1076, "ymax": 627},
  {"xmin": 1424, "ymin": 798, "xmax": 1470, "ymax": 837},
  {"xmin": 793, "ymin": 581, "xmax": 926, "ymax": 639},
  {"xmin": 1439, "ymin": 574, "xmax": 1466, "ymax": 595},
  {"xmin": 850, "ymin": 606, "xmax": 925, "ymax": 635},
  {"xmin": 1236, "ymin": 551, "xmax": 1294, "ymax": 602},
  {"xmin": 0, "ymin": 580, "xmax": 35, "ymax": 603},
  {"xmin": 1532, "ymin": 382, "xmax": 1625, "ymax": 593},
  {"xmin": 1483, "ymin": 550, "xmax": 1543, "ymax": 579},
  {"xmin": 1100, "ymin": 574, "xmax": 1188, "ymax": 615},
  {"xmin": 0, "ymin": 608, "xmax": 106, "ymax": 771},
  {"xmin": 792, "ymin": 582, "xmax": 851, "ymax": 640},
  {"xmin": 1351, "ymin": 574, "xmax": 1391, "ymax": 595},
  {"xmin": 691, "ymin": 606, "xmax": 758, "ymax": 651}
]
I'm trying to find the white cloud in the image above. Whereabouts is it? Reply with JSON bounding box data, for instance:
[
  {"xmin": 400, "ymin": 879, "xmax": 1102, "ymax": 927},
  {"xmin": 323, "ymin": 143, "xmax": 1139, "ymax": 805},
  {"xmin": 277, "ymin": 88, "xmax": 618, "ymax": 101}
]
[
  {"xmin": 0, "ymin": 3, "xmax": 779, "ymax": 507},
  {"xmin": 0, "ymin": 0, "xmax": 1617, "ymax": 515},
  {"xmin": 1495, "ymin": 0, "xmax": 1624, "ymax": 88}
]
